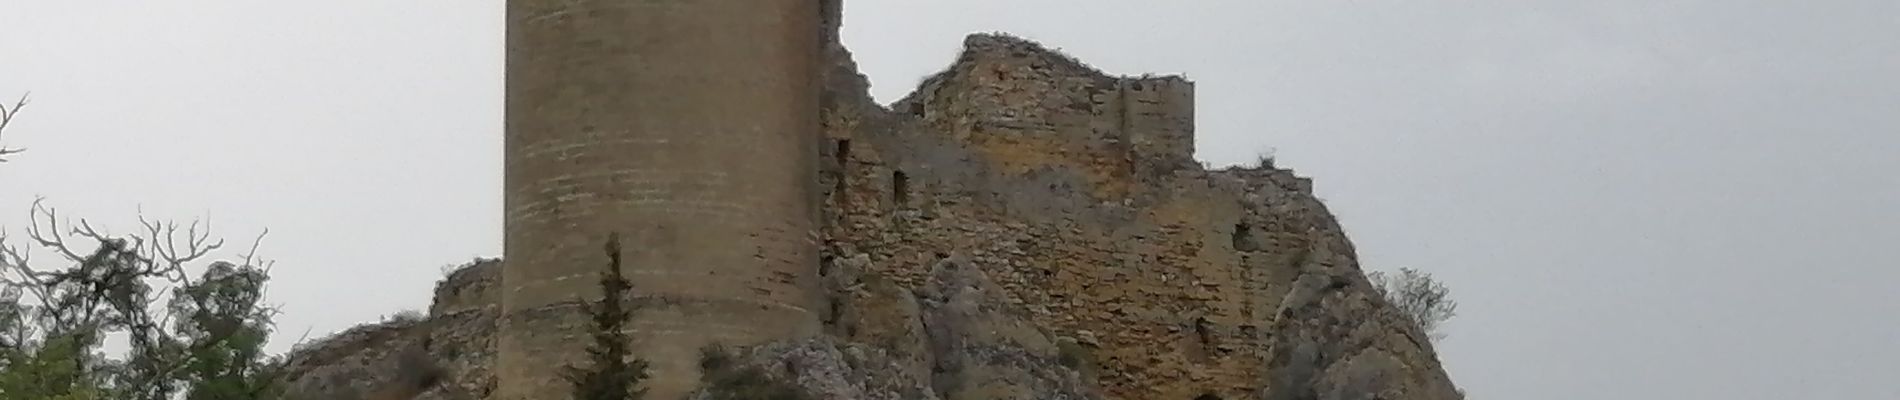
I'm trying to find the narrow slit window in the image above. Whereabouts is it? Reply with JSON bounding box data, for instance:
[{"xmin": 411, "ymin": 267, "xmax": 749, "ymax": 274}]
[
  {"xmin": 832, "ymin": 140, "xmax": 853, "ymax": 209},
  {"xmin": 892, "ymin": 170, "xmax": 910, "ymax": 206},
  {"xmin": 1195, "ymin": 317, "xmax": 1215, "ymax": 347},
  {"xmin": 835, "ymin": 139, "xmax": 851, "ymax": 166}
]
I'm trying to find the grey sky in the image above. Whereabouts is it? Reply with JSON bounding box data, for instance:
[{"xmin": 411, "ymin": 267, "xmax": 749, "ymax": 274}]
[{"xmin": 3, "ymin": 1, "xmax": 1896, "ymax": 399}]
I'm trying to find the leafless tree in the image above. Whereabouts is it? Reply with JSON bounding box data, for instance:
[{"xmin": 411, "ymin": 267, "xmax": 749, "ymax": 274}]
[{"xmin": 1367, "ymin": 267, "xmax": 1458, "ymax": 342}]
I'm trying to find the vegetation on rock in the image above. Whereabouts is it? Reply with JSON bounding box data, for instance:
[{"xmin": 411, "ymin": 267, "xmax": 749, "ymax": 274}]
[
  {"xmin": 1367, "ymin": 267, "xmax": 1459, "ymax": 342},
  {"xmin": 695, "ymin": 345, "xmax": 810, "ymax": 400}
]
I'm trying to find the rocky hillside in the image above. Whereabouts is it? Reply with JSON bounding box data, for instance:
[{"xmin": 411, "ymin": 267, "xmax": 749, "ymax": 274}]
[{"xmin": 277, "ymin": 24, "xmax": 1461, "ymax": 400}]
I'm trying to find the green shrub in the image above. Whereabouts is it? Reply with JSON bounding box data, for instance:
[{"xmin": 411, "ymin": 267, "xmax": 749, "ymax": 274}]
[{"xmin": 696, "ymin": 345, "xmax": 811, "ymax": 400}]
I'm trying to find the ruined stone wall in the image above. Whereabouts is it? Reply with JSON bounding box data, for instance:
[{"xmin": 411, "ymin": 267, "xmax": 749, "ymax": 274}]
[
  {"xmin": 499, "ymin": 0, "xmax": 826, "ymax": 398},
  {"xmin": 819, "ymin": 34, "xmax": 1259, "ymax": 399},
  {"xmin": 886, "ymin": 37, "xmax": 1195, "ymax": 201},
  {"xmin": 280, "ymin": 260, "xmax": 500, "ymax": 400},
  {"xmin": 1121, "ymin": 77, "xmax": 1197, "ymax": 177},
  {"xmin": 813, "ymin": 34, "xmax": 1458, "ymax": 400},
  {"xmin": 431, "ymin": 258, "xmax": 500, "ymax": 317}
]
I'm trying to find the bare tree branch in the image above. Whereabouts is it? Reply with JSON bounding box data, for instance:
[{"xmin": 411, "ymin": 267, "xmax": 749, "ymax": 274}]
[
  {"xmin": 244, "ymin": 228, "xmax": 274, "ymax": 274},
  {"xmin": 126, "ymin": 217, "xmax": 271, "ymax": 399},
  {"xmin": 0, "ymin": 92, "xmax": 29, "ymax": 162}
]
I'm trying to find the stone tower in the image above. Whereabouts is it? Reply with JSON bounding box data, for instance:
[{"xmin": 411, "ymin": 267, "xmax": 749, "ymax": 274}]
[{"xmin": 499, "ymin": 1, "xmax": 825, "ymax": 398}]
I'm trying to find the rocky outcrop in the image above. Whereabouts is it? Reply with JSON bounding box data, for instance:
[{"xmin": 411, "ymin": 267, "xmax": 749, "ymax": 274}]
[
  {"xmin": 680, "ymin": 255, "xmax": 1098, "ymax": 400},
  {"xmin": 822, "ymin": 254, "xmax": 1097, "ymax": 400},
  {"xmin": 276, "ymin": 19, "xmax": 1460, "ymax": 400},
  {"xmin": 277, "ymin": 259, "xmax": 499, "ymax": 400}
]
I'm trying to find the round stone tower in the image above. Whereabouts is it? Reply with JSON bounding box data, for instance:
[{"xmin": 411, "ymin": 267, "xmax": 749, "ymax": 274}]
[{"xmin": 499, "ymin": 1, "xmax": 824, "ymax": 398}]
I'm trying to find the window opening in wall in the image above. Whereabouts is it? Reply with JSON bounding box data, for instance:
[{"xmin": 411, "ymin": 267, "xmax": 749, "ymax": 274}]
[
  {"xmin": 832, "ymin": 140, "xmax": 852, "ymax": 209},
  {"xmin": 824, "ymin": 296, "xmax": 842, "ymax": 327},
  {"xmin": 835, "ymin": 139, "xmax": 851, "ymax": 167},
  {"xmin": 1232, "ymin": 222, "xmax": 1257, "ymax": 252},
  {"xmin": 820, "ymin": 0, "xmax": 838, "ymax": 28},
  {"xmin": 892, "ymin": 170, "xmax": 910, "ymax": 206},
  {"xmin": 1185, "ymin": 316, "xmax": 1218, "ymax": 364},
  {"xmin": 1195, "ymin": 317, "xmax": 1215, "ymax": 348}
]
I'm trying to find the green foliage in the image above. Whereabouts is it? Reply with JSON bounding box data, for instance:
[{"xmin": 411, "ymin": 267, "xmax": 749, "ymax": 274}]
[
  {"xmin": 564, "ymin": 233, "xmax": 649, "ymax": 400},
  {"xmin": 696, "ymin": 345, "xmax": 810, "ymax": 400},
  {"xmin": 1055, "ymin": 339, "xmax": 1090, "ymax": 371},
  {"xmin": 167, "ymin": 262, "xmax": 284, "ymax": 400},
  {"xmin": 0, "ymin": 201, "xmax": 285, "ymax": 400},
  {"xmin": 1366, "ymin": 267, "xmax": 1458, "ymax": 342},
  {"xmin": 0, "ymin": 331, "xmax": 108, "ymax": 400},
  {"xmin": 0, "ymin": 93, "xmax": 285, "ymax": 399}
]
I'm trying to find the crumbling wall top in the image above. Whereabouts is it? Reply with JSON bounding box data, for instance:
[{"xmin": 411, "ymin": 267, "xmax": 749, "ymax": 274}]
[{"xmin": 430, "ymin": 258, "xmax": 500, "ymax": 317}]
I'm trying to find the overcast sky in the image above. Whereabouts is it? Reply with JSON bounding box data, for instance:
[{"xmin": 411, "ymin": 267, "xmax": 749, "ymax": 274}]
[{"xmin": 2, "ymin": 1, "xmax": 1897, "ymax": 399}]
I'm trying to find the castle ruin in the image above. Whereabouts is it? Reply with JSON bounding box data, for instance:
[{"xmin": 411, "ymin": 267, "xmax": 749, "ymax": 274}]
[{"xmin": 279, "ymin": 2, "xmax": 1463, "ymax": 399}]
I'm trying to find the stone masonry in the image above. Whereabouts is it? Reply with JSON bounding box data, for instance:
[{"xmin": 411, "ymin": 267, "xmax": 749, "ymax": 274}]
[
  {"xmin": 279, "ymin": 2, "xmax": 1463, "ymax": 400},
  {"xmin": 500, "ymin": 0, "xmax": 826, "ymax": 399},
  {"xmin": 809, "ymin": 30, "xmax": 1456, "ymax": 399}
]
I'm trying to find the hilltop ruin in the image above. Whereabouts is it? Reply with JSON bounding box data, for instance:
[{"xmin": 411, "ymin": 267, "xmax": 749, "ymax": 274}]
[{"xmin": 277, "ymin": 2, "xmax": 1462, "ymax": 400}]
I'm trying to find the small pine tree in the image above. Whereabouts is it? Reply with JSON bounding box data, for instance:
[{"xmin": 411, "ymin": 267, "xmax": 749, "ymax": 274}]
[{"xmin": 564, "ymin": 233, "xmax": 648, "ymax": 400}]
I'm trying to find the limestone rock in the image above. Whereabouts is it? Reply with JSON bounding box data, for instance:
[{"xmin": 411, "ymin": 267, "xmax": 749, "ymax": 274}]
[
  {"xmin": 685, "ymin": 338, "xmax": 936, "ymax": 400},
  {"xmin": 277, "ymin": 260, "xmax": 499, "ymax": 400},
  {"xmin": 913, "ymin": 256, "xmax": 1095, "ymax": 400}
]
